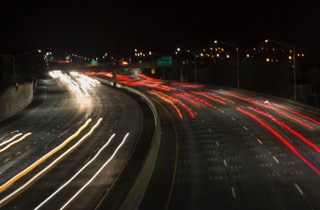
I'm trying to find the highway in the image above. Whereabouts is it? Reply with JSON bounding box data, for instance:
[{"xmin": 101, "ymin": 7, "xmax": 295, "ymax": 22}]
[
  {"xmin": 92, "ymin": 72, "xmax": 320, "ymax": 210},
  {"xmin": 1, "ymin": 70, "xmax": 319, "ymax": 210},
  {"xmin": 0, "ymin": 71, "xmax": 154, "ymax": 210}
]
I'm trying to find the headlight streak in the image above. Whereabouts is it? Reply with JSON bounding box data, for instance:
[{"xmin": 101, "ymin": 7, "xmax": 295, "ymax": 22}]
[
  {"xmin": 219, "ymin": 91, "xmax": 314, "ymax": 130},
  {"xmin": 0, "ymin": 133, "xmax": 31, "ymax": 153},
  {"xmin": 237, "ymin": 107, "xmax": 320, "ymax": 175},
  {"xmin": 148, "ymin": 90, "xmax": 183, "ymax": 119},
  {"xmin": 49, "ymin": 71, "xmax": 96, "ymax": 97},
  {"xmin": 59, "ymin": 133, "xmax": 130, "ymax": 210},
  {"xmin": 0, "ymin": 133, "xmax": 22, "ymax": 147},
  {"xmin": 34, "ymin": 132, "xmax": 116, "ymax": 210},
  {"xmin": 0, "ymin": 119, "xmax": 92, "ymax": 193},
  {"xmin": 80, "ymin": 84, "xmax": 89, "ymax": 97},
  {"xmin": 0, "ymin": 118, "xmax": 102, "ymax": 207},
  {"xmin": 248, "ymin": 107, "xmax": 320, "ymax": 152}
]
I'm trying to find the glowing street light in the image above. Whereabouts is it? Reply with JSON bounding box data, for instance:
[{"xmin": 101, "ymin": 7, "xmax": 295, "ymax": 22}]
[
  {"xmin": 265, "ymin": 39, "xmax": 296, "ymax": 101},
  {"xmin": 177, "ymin": 48, "xmax": 197, "ymax": 83},
  {"xmin": 214, "ymin": 40, "xmax": 239, "ymax": 88}
]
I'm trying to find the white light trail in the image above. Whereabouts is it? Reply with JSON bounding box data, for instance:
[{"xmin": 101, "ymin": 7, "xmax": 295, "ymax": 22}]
[
  {"xmin": 0, "ymin": 133, "xmax": 31, "ymax": 152},
  {"xmin": 0, "ymin": 119, "xmax": 91, "ymax": 193},
  {"xmin": 0, "ymin": 118, "xmax": 102, "ymax": 207},
  {"xmin": 0, "ymin": 133, "xmax": 22, "ymax": 147},
  {"xmin": 35, "ymin": 132, "xmax": 115, "ymax": 210},
  {"xmin": 60, "ymin": 133, "xmax": 130, "ymax": 210}
]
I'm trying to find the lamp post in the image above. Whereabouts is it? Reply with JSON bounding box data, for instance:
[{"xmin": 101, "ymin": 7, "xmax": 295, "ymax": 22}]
[
  {"xmin": 265, "ymin": 39, "xmax": 296, "ymax": 101},
  {"xmin": 214, "ymin": 40, "xmax": 239, "ymax": 88},
  {"xmin": 176, "ymin": 48, "xmax": 197, "ymax": 83}
]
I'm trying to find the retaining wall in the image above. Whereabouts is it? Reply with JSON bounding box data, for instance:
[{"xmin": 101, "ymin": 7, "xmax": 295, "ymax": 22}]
[{"xmin": 0, "ymin": 82, "xmax": 34, "ymax": 122}]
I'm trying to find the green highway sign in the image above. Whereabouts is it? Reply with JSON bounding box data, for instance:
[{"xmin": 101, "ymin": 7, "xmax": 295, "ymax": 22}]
[
  {"xmin": 157, "ymin": 57, "xmax": 172, "ymax": 66},
  {"xmin": 91, "ymin": 60, "xmax": 98, "ymax": 66}
]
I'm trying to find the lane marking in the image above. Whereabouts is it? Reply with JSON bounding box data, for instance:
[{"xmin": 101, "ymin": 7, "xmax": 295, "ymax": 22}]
[
  {"xmin": 208, "ymin": 129, "xmax": 212, "ymax": 133},
  {"xmin": 257, "ymin": 139, "xmax": 263, "ymax": 144},
  {"xmin": 294, "ymin": 183, "xmax": 304, "ymax": 195},
  {"xmin": 243, "ymin": 126, "xmax": 248, "ymax": 131},
  {"xmin": 231, "ymin": 117, "xmax": 236, "ymax": 121},
  {"xmin": 273, "ymin": 156, "xmax": 279, "ymax": 163},
  {"xmin": 223, "ymin": 159, "xmax": 227, "ymax": 166},
  {"xmin": 231, "ymin": 186, "xmax": 236, "ymax": 198},
  {"xmin": 216, "ymin": 141, "xmax": 219, "ymax": 147}
]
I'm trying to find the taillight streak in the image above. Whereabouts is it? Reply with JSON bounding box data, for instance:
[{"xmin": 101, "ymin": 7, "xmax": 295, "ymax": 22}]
[
  {"xmin": 220, "ymin": 91, "xmax": 314, "ymax": 130},
  {"xmin": 248, "ymin": 107, "xmax": 320, "ymax": 152},
  {"xmin": 237, "ymin": 107, "xmax": 320, "ymax": 175}
]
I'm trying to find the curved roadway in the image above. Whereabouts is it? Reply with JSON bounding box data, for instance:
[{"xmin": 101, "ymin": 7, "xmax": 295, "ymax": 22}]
[
  {"xmin": 0, "ymin": 71, "xmax": 154, "ymax": 210},
  {"xmin": 104, "ymin": 74, "xmax": 320, "ymax": 210}
]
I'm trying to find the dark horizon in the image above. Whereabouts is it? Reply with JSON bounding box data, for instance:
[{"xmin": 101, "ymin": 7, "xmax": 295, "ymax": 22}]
[{"xmin": 1, "ymin": 1, "xmax": 320, "ymax": 67}]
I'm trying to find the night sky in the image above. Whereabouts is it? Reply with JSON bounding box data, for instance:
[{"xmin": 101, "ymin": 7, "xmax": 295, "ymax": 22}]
[{"xmin": 1, "ymin": 1, "xmax": 320, "ymax": 66}]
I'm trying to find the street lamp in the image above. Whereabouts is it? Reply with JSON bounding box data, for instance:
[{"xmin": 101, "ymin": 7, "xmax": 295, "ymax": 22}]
[
  {"xmin": 214, "ymin": 40, "xmax": 239, "ymax": 89},
  {"xmin": 176, "ymin": 48, "xmax": 197, "ymax": 83},
  {"xmin": 265, "ymin": 39, "xmax": 296, "ymax": 101}
]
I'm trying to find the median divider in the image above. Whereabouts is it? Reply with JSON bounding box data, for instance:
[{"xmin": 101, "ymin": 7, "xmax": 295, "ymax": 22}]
[{"xmin": 93, "ymin": 76, "xmax": 161, "ymax": 210}]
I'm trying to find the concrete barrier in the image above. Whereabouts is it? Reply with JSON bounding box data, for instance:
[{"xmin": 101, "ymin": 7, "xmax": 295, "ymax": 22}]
[
  {"xmin": 92, "ymin": 76, "xmax": 161, "ymax": 210},
  {"xmin": 0, "ymin": 82, "xmax": 34, "ymax": 122}
]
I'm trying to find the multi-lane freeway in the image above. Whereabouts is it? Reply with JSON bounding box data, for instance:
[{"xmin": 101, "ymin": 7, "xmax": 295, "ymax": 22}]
[
  {"xmin": 0, "ymin": 71, "xmax": 154, "ymax": 209},
  {"xmin": 1, "ymin": 70, "xmax": 319, "ymax": 210},
  {"xmin": 93, "ymin": 72, "xmax": 320, "ymax": 210}
]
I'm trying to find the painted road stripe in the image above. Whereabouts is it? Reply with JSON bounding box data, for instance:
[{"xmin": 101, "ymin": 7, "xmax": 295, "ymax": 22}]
[
  {"xmin": 223, "ymin": 159, "xmax": 227, "ymax": 166},
  {"xmin": 231, "ymin": 186, "xmax": 236, "ymax": 198},
  {"xmin": 273, "ymin": 156, "xmax": 279, "ymax": 163},
  {"xmin": 294, "ymin": 183, "xmax": 304, "ymax": 195}
]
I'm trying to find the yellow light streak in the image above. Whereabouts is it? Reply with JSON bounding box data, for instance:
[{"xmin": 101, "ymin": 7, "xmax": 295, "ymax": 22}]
[{"xmin": 0, "ymin": 119, "xmax": 92, "ymax": 193}]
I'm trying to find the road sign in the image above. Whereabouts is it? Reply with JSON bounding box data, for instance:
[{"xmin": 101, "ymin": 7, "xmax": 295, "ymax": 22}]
[
  {"xmin": 91, "ymin": 60, "xmax": 98, "ymax": 66},
  {"xmin": 157, "ymin": 57, "xmax": 172, "ymax": 66}
]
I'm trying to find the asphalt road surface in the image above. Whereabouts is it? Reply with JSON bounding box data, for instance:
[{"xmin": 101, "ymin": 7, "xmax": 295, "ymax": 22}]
[
  {"xmin": 0, "ymin": 71, "xmax": 154, "ymax": 210},
  {"xmin": 109, "ymin": 75, "xmax": 320, "ymax": 210}
]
